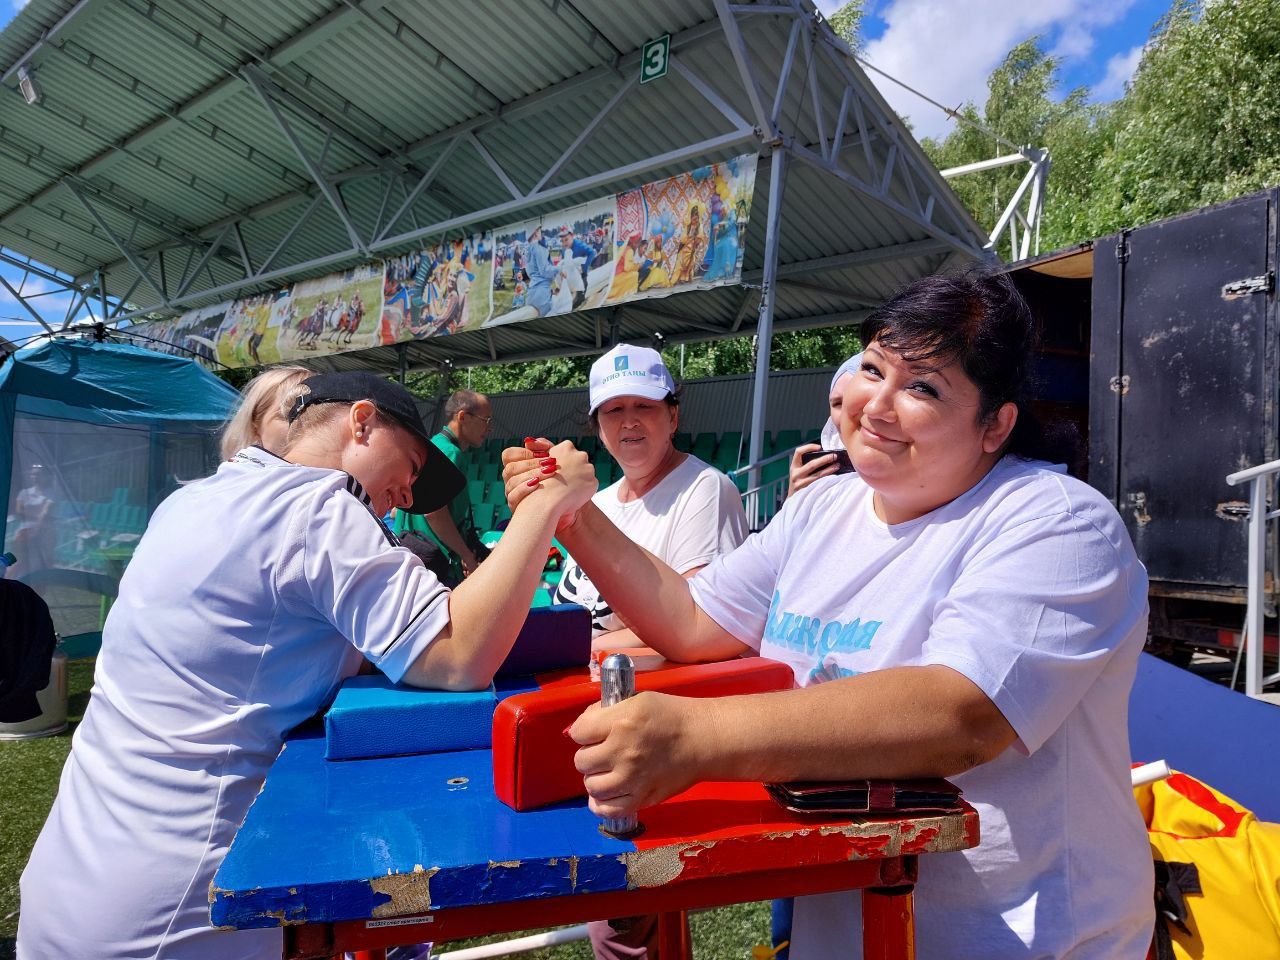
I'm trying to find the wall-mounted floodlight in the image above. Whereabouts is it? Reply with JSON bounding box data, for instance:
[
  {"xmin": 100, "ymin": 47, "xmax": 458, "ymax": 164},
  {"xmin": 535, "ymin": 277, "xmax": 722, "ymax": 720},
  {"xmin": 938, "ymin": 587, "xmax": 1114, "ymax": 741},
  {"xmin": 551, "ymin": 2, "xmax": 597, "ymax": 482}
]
[{"xmin": 16, "ymin": 65, "xmax": 42, "ymax": 106}]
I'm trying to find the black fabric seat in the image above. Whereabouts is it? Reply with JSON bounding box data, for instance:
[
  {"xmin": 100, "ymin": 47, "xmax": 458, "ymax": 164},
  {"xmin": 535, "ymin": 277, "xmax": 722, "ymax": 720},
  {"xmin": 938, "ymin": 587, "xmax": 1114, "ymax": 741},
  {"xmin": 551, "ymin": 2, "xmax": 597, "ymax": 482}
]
[{"xmin": 0, "ymin": 579, "xmax": 57, "ymax": 723}]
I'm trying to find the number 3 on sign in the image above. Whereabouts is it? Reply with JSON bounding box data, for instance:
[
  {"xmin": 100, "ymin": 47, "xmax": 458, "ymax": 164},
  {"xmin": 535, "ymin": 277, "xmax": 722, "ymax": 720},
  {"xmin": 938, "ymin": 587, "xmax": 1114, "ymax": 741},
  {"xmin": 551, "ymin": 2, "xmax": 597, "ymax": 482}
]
[{"xmin": 640, "ymin": 35, "xmax": 670, "ymax": 84}]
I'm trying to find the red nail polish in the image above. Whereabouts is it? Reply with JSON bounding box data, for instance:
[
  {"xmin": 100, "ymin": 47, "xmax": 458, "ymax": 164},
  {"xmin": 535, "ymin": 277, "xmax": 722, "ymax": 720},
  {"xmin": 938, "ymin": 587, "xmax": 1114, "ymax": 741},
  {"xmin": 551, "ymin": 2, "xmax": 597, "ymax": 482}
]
[
  {"xmin": 540, "ymin": 465, "xmax": 557, "ymax": 475},
  {"xmin": 562, "ymin": 724, "xmax": 574, "ymax": 738},
  {"xmin": 523, "ymin": 436, "xmax": 536, "ymax": 445},
  {"xmin": 539, "ymin": 457, "xmax": 556, "ymax": 466},
  {"xmin": 525, "ymin": 477, "xmax": 541, "ymax": 487}
]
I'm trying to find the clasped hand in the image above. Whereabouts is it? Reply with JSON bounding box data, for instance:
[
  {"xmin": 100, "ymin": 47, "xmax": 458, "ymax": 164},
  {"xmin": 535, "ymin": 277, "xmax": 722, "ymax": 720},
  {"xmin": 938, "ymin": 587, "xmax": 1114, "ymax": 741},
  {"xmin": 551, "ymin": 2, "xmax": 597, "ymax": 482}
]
[{"xmin": 501, "ymin": 438, "xmax": 597, "ymax": 529}]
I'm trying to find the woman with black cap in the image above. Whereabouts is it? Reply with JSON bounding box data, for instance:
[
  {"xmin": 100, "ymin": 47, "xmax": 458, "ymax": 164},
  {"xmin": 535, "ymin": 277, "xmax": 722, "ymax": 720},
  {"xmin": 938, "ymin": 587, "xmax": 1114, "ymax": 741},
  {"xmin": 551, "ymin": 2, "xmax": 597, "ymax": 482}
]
[{"xmin": 18, "ymin": 371, "xmax": 597, "ymax": 960}]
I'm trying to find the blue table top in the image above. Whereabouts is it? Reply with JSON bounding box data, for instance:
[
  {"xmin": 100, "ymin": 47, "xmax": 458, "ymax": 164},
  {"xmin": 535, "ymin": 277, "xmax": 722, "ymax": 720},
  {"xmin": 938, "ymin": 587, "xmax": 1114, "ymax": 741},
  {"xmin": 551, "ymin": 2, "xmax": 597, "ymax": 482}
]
[
  {"xmin": 213, "ymin": 727, "xmax": 979, "ymax": 932},
  {"xmin": 211, "ymin": 729, "xmax": 632, "ymax": 929}
]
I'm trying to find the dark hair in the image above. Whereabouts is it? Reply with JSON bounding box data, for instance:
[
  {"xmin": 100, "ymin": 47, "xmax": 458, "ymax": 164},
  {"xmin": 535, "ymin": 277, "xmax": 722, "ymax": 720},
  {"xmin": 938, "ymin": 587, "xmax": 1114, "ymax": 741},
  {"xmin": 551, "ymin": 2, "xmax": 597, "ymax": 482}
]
[
  {"xmin": 860, "ymin": 270, "xmax": 1078, "ymax": 470},
  {"xmin": 444, "ymin": 389, "xmax": 485, "ymax": 421}
]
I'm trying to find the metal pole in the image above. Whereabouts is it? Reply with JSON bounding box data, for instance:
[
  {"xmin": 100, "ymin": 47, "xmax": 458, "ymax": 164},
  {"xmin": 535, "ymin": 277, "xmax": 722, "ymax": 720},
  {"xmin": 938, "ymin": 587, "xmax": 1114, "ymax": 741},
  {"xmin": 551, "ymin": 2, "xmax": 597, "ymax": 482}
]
[
  {"xmin": 599, "ymin": 654, "xmax": 640, "ymax": 838},
  {"xmin": 748, "ymin": 149, "xmax": 787, "ymax": 499},
  {"xmin": 1247, "ymin": 476, "xmax": 1266, "ymax": 697}
]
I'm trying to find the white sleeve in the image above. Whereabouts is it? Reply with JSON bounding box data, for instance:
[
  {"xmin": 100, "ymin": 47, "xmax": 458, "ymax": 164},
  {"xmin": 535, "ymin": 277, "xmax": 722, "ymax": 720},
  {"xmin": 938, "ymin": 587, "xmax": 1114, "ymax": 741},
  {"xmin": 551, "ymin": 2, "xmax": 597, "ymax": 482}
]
[
  {"xmin": 920, "ymin": 509, "xmax": 1149, "ymax": 756},
  {"xmin": 687, "ymin": 492, "xmax": 798, "ymax": 650},
  {"xmin": 298, "ymin": 489, "xmax": 452, "ymax": 683},
  {"xmin": 664, "ymin": 471, "xmax": 750, "ymax": 575}
]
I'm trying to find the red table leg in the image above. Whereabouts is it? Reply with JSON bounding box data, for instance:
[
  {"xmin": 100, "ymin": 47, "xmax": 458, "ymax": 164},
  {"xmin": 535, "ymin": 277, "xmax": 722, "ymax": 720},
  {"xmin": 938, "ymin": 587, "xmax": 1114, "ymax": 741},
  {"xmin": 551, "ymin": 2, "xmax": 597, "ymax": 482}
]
[
  {"xmin": 861, "ymin": 886, "xmax": 915, "ymax": 960},
  {"xmin": 657, "ymin": 910, "xmax": 692, "ymax": 959}
]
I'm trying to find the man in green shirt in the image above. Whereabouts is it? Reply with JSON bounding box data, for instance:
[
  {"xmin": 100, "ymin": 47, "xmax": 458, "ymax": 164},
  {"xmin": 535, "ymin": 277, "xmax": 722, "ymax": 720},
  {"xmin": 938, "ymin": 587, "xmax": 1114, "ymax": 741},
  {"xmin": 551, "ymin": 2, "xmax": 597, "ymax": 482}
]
[{"xmin": 394, "ymin": 390, "xmax": 492, "ymax": 585}]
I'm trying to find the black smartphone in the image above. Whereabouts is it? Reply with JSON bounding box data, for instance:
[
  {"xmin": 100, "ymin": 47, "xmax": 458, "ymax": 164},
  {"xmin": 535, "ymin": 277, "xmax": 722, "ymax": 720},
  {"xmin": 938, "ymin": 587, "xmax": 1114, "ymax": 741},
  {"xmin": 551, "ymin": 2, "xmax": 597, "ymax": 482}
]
[{"xmin": 800, "ymin": 449, "xmax": 854, "ymax": 474}]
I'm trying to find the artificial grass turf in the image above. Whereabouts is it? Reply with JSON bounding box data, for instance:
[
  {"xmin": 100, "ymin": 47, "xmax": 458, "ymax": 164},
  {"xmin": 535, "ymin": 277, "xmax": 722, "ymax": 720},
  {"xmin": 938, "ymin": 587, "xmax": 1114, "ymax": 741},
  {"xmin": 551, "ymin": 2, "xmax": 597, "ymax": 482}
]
[
  {"xmin": 0, "ymin": 661, "xmax": 773, "ymax": 959},
  {"xmin": 0, "ymin": 657, "xmax": 95, "ymax": 960}
]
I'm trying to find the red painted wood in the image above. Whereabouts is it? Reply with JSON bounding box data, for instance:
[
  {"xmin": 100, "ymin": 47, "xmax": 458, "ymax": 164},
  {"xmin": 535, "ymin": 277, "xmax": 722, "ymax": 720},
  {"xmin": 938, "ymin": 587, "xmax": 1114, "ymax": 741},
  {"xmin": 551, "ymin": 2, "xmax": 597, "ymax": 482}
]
[
  {"xmin": 492, "ymin": 658, "xmax": 794, "ymax": 810},
  {"xmin": 306, "ymin": 858, "xmax": 898, "ymax": 956},
  {"xmin": 657, "ymin": 910, "xmax": 692, "ymax": 960},
  {"xmin": 861, "ymin": 887, "xmax": 916, "ymax": 960}
]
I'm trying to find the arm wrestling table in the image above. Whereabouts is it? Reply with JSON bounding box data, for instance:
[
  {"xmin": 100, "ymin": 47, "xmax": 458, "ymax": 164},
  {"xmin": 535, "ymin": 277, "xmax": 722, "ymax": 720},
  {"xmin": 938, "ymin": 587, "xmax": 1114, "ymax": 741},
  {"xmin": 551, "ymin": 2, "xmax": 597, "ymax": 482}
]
[{"xmin": 211, "ymin": 727, "xmax": 978, "ymax": 960}]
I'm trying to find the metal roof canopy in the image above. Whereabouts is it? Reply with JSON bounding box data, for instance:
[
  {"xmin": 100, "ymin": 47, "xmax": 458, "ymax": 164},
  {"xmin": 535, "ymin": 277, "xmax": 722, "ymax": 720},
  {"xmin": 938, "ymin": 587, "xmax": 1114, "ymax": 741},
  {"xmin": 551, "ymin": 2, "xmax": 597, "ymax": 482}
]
[{"xmin": 0, "ymin": 0, "xmax": 989, "ymax": 470}]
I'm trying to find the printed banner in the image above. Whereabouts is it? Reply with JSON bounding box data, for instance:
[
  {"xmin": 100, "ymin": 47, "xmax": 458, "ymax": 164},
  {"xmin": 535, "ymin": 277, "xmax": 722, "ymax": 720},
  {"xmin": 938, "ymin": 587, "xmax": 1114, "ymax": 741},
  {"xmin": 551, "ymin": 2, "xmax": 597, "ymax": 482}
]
[
  {"xmin": 380, "ymin": 232, "xmax": 491, "ymax": 343},
  {"xmin": 129, "ymin": 155, "xmax": 758, "ymax": 371},
  {"xmin": 602, "ymin": 153, "xmax": 756, "ymax": 308},
  {"xmin": 486, "ymin": 197, "xmax": 615, "ymax": 328}
]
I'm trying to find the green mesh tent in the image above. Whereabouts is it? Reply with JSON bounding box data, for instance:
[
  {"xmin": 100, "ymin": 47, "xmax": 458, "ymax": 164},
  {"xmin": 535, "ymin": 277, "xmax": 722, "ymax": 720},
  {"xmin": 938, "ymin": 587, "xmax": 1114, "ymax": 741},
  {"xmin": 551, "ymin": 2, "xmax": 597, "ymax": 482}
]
[{"xmin": 0, "ymin": 338, "xmax": 237, "ymax": 654}]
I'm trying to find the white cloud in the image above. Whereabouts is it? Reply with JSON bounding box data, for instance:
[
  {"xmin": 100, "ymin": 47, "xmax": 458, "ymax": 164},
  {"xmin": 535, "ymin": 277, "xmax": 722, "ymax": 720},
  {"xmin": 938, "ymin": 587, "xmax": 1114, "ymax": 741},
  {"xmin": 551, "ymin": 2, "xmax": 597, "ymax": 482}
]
[
  {"xmin": 845, "ymin": 0, "xmax": 1138, "ymax": 141},
  {"xmin": 1094, "ymin": 43, "xmax": 1144, "ymax": 102}
]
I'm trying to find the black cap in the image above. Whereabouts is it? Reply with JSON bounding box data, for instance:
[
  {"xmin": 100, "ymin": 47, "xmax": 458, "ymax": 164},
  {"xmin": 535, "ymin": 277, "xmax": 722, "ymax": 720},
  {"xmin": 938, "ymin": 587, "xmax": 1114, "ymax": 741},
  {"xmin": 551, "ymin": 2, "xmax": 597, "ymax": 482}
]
[{"xmin": 288, "ymin": 371, "xmax": 465, "ymax": 514}]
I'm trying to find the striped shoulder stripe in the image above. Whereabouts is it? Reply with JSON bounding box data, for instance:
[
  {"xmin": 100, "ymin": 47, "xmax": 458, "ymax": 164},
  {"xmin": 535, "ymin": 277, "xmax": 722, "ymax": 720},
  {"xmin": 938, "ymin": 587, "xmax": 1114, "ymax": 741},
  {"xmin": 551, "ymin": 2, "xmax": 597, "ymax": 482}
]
[
  {"xmin": 371, "ymin": 586, "xmax": 448, "ymax": 659},
  {"xmin": 340, "ymin": 473, "xmax": 398, "ymax": 547}
]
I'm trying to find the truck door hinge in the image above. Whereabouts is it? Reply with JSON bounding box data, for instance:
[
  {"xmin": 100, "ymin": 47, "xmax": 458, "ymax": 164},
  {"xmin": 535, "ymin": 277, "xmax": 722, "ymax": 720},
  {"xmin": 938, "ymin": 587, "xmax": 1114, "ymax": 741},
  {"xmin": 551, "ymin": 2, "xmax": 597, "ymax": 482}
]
[
  {"xmin": 1221, "ymin": 273, "xmax": 1273, "ymax": 300},
  {"xmin": 1109, "ymin": 374, "xmax": 1131, "ymax": 394},
  {"xmin": 1114, "ymin": 234, "xmax": 1130, "ymax": 263}
]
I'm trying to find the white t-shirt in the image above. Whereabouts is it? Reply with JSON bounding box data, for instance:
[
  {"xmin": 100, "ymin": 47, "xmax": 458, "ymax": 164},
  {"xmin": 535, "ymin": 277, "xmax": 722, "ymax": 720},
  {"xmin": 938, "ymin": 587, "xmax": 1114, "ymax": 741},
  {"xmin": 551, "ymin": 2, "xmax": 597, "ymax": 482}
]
[
  {"xmin": 555, "ymin": 454, "xmax": 748, "ymax": 636},
  {"xmin": 19, "ymin": 448, "xmax": 452, "ymax": 960},
  {"xmin": 689, "ymin": 457, "xmax": 1153, "ymax": 960}
]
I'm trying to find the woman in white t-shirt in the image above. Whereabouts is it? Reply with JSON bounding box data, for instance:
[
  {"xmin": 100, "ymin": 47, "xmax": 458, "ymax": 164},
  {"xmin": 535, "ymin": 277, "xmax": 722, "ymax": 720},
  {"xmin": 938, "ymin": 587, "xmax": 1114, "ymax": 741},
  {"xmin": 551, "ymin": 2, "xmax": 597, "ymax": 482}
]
[
  {"xmin": 551, "ymin": 343, "xmax": 747, "ymax": 960},
  {"xmin": 553, "ymin": 343, "xmax": 748, "ymax": 650},
  {"xmin": 504, "ymin": 272, "xmax": 1153, "ymax": 960}
]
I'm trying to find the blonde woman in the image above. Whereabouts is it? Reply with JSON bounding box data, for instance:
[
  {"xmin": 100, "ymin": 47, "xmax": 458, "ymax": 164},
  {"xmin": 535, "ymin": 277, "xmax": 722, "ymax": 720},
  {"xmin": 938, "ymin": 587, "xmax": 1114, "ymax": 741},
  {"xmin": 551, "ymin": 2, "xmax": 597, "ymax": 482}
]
[{"xmin": 219, "ymin": 365, "xmax": 311, "ymax": 459}]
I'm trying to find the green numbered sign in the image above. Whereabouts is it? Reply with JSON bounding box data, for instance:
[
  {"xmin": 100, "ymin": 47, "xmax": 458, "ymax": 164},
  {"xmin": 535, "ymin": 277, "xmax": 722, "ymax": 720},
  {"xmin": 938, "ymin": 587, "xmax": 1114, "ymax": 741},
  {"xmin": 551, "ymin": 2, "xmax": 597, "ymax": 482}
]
[{"xmin": 640, "ymin": 34, "xmax": 670, "ymax": 84}]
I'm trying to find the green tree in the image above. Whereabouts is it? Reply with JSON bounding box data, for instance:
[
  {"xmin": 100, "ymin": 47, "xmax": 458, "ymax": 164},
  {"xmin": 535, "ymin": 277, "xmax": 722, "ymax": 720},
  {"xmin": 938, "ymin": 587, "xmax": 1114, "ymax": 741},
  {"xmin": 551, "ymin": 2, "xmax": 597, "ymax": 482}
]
[
  {"xmin": 920, "ymin": 38, "xmax": 1109, "ymax": 254},
  {"xmin": 1086, "ymin": 0, "xmax": 1280, "ymax": 234}
]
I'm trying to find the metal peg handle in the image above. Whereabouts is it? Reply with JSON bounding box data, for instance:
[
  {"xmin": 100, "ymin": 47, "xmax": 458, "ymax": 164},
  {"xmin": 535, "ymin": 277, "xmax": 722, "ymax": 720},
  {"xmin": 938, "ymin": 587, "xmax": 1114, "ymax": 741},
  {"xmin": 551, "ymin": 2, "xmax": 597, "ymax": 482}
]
[{"xmin": 599, "ymin": 654, "xmax": 640, "ymax": 838}]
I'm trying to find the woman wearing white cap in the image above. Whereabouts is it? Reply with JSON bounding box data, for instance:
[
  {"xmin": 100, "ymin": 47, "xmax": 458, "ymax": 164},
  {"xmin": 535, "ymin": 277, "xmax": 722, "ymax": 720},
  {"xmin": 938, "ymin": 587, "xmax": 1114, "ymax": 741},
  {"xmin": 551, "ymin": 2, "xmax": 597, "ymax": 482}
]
[
  {"xmin": 19, "ymin": 372, "xmax": 597, "ymax": 960},
  {"xmin": 554, "ymin": 343, "xmax": 748, "ymax": 648},
  {"xmin": 550, "ymin": 343, "xmax": 748, "ymax": 959}
]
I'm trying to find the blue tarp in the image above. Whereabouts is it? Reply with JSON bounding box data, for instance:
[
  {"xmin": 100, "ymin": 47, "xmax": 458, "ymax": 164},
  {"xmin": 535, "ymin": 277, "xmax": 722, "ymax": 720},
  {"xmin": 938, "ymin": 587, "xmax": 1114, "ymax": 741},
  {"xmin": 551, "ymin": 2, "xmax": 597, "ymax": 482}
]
[{"xmin": 0, "ymin": 339, "xmax": 238, "ymax": 649}]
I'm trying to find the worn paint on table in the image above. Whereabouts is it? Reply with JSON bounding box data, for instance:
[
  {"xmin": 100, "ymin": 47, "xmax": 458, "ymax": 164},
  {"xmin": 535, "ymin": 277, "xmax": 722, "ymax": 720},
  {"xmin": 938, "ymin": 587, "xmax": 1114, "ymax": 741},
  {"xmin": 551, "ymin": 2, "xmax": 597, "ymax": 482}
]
[{"xmin": 212, "ymin": 729, "xmax": 977, "ymax": 931}]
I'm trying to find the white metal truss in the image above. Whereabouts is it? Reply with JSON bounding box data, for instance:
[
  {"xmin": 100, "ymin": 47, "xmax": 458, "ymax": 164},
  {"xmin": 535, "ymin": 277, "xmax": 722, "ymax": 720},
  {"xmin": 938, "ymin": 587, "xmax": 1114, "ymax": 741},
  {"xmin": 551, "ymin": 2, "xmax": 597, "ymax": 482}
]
[{"xmin": 940, "ymin": 149, "xmax": 1051, "ymax": 260}]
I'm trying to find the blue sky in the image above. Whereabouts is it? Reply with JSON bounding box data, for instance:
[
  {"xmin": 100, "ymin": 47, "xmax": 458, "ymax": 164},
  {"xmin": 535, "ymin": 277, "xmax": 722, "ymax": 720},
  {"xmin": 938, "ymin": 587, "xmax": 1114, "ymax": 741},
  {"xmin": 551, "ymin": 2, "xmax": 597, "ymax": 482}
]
[
  {"xmin": 1, "ymin": 0, "xmax": 1176, "ymax": 348},
  {"xmin": 817, "ymin": 0, "xmax": 1173, "ymax": 140}
]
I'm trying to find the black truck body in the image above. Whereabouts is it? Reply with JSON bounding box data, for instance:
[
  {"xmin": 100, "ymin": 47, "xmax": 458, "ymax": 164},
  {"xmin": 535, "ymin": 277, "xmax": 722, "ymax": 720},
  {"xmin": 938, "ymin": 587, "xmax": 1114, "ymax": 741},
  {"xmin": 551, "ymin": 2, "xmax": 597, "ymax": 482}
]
[{"xmin": 1006, "ymin": 187, "xmax": 1278, "ymax": 659}]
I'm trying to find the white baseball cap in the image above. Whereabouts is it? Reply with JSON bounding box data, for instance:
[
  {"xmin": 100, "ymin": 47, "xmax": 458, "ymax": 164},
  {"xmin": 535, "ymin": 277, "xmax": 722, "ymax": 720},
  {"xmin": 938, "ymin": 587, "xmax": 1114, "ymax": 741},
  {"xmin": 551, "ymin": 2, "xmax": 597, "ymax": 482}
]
[{"xmin": 588, "ymin": 344, "xmax": 676, "ymax": 414}]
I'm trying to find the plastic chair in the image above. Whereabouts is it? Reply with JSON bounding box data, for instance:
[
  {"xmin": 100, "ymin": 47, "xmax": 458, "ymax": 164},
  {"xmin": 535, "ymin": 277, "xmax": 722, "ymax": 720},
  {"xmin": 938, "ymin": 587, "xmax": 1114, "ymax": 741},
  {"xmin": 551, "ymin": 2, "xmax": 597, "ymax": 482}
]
[
  {"xmin": 471, "ymin": 502, "xmax": 496, "ymax": 533},
  {"xmin": 467, "ymin": 480, "xmax": 487, "ymax": 506}
]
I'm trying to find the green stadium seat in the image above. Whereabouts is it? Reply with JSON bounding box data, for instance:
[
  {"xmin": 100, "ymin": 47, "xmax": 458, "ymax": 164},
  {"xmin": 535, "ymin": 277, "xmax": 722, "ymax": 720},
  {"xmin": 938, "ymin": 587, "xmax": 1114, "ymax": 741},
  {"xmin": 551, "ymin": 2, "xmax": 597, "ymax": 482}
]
[
  {"xmin": 803, "ymin": 427, "xmax": 822, "ymax": 444},
  {"xmin": 480, "ymin": 461, "xmax": 503, "ymax": 484},
  {"xmin": 531, "ymin": 588, "xmax": 553, "ymax": 609},
  {"xmin": 772, "ymin": 429, "xmax": 802, "ymax": 452},
  {"xmin": 495, "ymin": 503, "xmax": 513, "ymax": 525},
  {"xmin": 716, "ymin": 431, "xmax": 743, "ymax": 463},
  {"xmin": 673, "ymin": 432, "xmax": 692, "ymax": 452},
  {"xmin": 485, "ymin": 483, "xmax": 508, "ymax": 506},
  {"xmin": 471, "ymin": 502, "xmax": 496, "ymax": 533},
  {"xmin": 578, "ymin": 435, "xmax": 599, "ymax": 454},
  {"xmin": 464, "ymin": 461, "xmax": 482, "ymax": 482},
  {"xmin": 691, "ymin": 432, "xmax": 717, "ymax": 458},
  {"xmin": 467, "ymin": 480, "xmax": 487, "ymax": 505}
]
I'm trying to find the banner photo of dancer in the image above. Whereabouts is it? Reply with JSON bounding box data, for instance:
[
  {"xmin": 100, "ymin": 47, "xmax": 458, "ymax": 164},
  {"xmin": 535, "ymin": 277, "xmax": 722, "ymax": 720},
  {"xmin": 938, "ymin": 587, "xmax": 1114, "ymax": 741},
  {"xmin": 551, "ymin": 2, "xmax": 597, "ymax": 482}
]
[
  {"xmin": 486, "ymin": 197, "xmax": 615, "ymax": 328},
  {"xmin": 381, "ymin": 232, "xmax": 491, "ymax": 343},
  {"xmin": 605, "ymin": 154, "xmax": 756, "ymax": 307}
]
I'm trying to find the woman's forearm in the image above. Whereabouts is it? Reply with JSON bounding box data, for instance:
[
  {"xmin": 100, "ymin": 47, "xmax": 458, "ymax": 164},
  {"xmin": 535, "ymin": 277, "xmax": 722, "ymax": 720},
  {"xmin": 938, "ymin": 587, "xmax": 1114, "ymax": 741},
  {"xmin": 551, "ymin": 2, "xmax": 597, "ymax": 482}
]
[
  {"xmin": 559, "ymin": 504, "xmax": 743, "ymax": 662},
  {"xmin": 693, "ymin": 665, "xmax": 1017, "ymax": 783}
]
